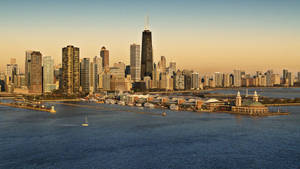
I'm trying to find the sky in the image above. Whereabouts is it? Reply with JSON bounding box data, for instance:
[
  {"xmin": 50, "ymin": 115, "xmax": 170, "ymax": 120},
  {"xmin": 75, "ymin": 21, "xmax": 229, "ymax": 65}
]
[{"xmin": 0, "ymin": 0, "xmax": 299, "ymax": 74}]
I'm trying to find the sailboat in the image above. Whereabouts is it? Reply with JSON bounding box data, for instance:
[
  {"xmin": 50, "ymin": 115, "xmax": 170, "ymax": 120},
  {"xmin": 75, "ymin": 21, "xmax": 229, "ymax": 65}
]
[{"xmin": 82, "ymin": 114, "xmax": 89, "ymax": 127}]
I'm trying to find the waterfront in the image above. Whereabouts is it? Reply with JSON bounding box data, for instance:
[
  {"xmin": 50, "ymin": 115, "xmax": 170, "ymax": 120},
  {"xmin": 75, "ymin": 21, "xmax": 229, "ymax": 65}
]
[
  {"xmin": 0, "ymin": 101, "xmax": 300, "ymax": 169},
  {"xmin": 209, "ymin": 87, "xmax": 300, "ymax": 99}
]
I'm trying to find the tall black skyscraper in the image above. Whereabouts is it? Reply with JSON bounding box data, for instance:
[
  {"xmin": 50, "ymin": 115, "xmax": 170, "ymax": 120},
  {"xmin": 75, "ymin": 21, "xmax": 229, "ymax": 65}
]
[{"xmin": 141, "ymin": 28, "xmax": 153, "ymax": 80}]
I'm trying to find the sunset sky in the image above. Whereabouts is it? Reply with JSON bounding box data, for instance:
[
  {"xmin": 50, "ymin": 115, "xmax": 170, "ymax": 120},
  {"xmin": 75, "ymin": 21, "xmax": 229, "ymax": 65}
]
[{"xmin": 0, "ymin": 0, "xmax": 299, "ymax": 74}]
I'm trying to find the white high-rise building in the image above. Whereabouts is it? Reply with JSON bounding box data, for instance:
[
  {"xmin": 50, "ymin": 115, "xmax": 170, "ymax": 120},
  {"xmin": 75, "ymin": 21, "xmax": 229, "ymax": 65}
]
[
  {"xmin": 130, "ymin": 44, "xmax": 141, "ymax": 82},
  {"xmin": 192, "ymin": 72, "xmax": 199, "ymax": 89},
  {"xmin": 214, "ymin": 72, "xmax": 223, "ymax": 87},
  {"xmin": 43, "ymin": 56, "xmax": 55, "ymax": 93},
  {"xmin": 233, "ymin": 70, "xmax": 242, "ymax": 87}
]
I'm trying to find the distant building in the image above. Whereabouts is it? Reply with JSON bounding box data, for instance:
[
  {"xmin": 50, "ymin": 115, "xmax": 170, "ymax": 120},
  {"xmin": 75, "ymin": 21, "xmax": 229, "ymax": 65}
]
[
  {"xmin": 25, "ymin": 50, "xmax": 33, "ymax": 88},
  {"xmin": 183, "ymin": 70, "xmax": 192, "ymax": 90},
  {"xmin": 141, "ymin": 28, "xmax": 153, "ymax": 80},
  {"xmin": 233, "ymin": 70, "xmax": 242, "ymax": 87},
  {"xmin": 266, "ymin": 70, "xmax": 273, "ymax": 87},
  {"xmin": 61, "ymin": 45, "xmax": 80, "ymax": 94},
  {"xmin": 214, "ymin": 72, "xmax": 223, "ymax": 87},
  {"xmin": 130, "ymin": 44, "xmax": 141, "ymax": 82},
  {"xmin": 93, "ymin": 56, "xmax": 102, "ymax": 92},
  {"xmin": 287, "ymin": 72, "xmax": 294, "ymax": 87},
  {"xmin": 80, "ymin": 58, "xmax": 90, "ymax": 93},
  {"xmin": 174, "ymin": 70, "xmax": 184, "ymax": 90},
  {"xmin": 223, "ymin": 73, "xmax": 231, "ymax": 87},
  {"xmin": 6, "ymin": 63, "xmax": 18, "ymax": 85},
  {"xmin": 169, "ymin": 62, "xmax": 176, "ymax": 74},
  {"xmin": 158, "ymin": 56, "xmax": 166, "ymax": 73},
  {"xmin": 29, "ymin": 51, "xmax": 42, "ymax": 93},
  {"xmin": 191, "ymin": 72, "xmax": 199, "ymax": 90},
  {"xmin": 100, "ymin": 46, "xmax": 109, "ymax": 71},
  {"xmin": 232, "ymin": 91, "xmax": 269, "ymax": 115},
  {"xmin": 43, "ymin": 56, "xmax": 56, "ymax": 93}
]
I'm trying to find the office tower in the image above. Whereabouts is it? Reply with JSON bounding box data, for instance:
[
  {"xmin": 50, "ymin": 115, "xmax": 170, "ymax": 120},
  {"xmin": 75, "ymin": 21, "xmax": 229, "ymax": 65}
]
[
  {"xmin": 192, "ymin": 72, "xmax": 199, "ymax": 89},
  {"xmin": 223, "ymin": 73, "xmax": 231, "ymax": 87},
  {"xmin": 203, "ymin": 75, "xmax": 209, "ymax": 87},
  {"xmin": 114, "ymin": 62, "xmax": 126, "ymax": 74},
  {"xmin": 151, "ymin": 63, "xmax": 159, "ymax": 88},
  {"xmin": 169, "ymin": 62, "xmax": 176, "ymax": 74},
  {"xmin": 102, "ymin": 72, "xmax": 111, "ymax": 91},
  {"xmin": 272, "ymin": 74, "xmax": 280, "ymax": 85},
  {"xmin": 260, "ymin": 75, "xmax": 267, "ymax": 87},
  {"xmin": 100, "ymin": 46, "xmax": 109, "ymax": 71},
  {"xmin": 80, "ymin": 58, "xmax": 90, "ymax": 93},
  {"xmin": 287, "ymin": 72, "xmax": 294, "ymax": 86},
  {"xmin": 141, "ymin": 28, "xmax": 153, "ymax": 80},
  {"xmin": 43, "ymin": 56, "xmax": 55, "ymax": 93},
  {"xmin": 159, "ymin": 72, "xmax": 167, "ymax": 89},
  {"xmin": 93, "ymin": 56, "xmax": 102, "ymax": 92},
  {"xmin": 0, "ymin": 72, "xmax": 5, "ymax": 91},
  {"xmin": 159, "ymin": 56, "xmax": 166, "ymax": 73},
  {"xmin": 29, "ymin": 51, "xmax": 42, "ymax": 93},
  {"xmin": 214, "ymin": 72, "xmax": 223, "ymax": 87},
  {"xmin": 125, "ymin": 65, "xmax": 130, "ymax": 77},
  {"xmin": 174, "ymin": 70, "xmax": 184, "ymax": 90},
  {"xmin": 283, "ymin": 69, "xmax": 288, "ymax": 79},
  {"xmin": 183, "ymin": 70, "xmax": 192, "ymax": 90},
  {"xmin": 209, "ymin": 78, "xmax": 216, "ymax": 88},
  {"xmin": 89, "ymin": 61, "xmax": 95, "ymax": 92},
  {"xmin": 233, "ymin": 70, "xmax": 242, "ymax": 87},
  {"xmin": 25, "ymin": 50, "xmax": 33, "ymax": 87},
  {"xmin": 265, "ymin": 70, "xmax": 273, "ymax": 87},
  {"xmin": 6, "ymin": 62, "xmax": 18, "ymax": 85},
  {"xmin": 130, "ymin": 44, "xmax": 141, "ymax": 82},
  {"xmin": 61, "ymin": 45, "xmax": 80, "ymax": 94}
]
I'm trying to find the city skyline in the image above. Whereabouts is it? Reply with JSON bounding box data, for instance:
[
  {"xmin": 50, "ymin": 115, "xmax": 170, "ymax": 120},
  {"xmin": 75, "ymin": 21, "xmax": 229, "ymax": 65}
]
[{"xmin": 0, "ymin": 0, "xmax": 299, "ymax": 74}]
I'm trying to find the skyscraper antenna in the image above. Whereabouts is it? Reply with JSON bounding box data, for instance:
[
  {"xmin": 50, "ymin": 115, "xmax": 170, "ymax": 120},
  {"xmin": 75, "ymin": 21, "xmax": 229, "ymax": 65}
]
[{"xmin": 145, "ymin": 16, "xmax": 149, "ymax": 30}]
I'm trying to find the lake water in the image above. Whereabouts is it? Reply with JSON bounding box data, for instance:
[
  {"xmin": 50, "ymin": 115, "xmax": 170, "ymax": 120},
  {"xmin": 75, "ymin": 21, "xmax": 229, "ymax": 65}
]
[{"xmin": 0, "ymin": 89, "xmax": 300, "ymax": 169}]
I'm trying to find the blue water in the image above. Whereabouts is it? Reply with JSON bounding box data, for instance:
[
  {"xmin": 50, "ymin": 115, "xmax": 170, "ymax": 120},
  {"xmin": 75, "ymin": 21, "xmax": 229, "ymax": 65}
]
[
  {"xmin": 0, "ymin": 101, "xmax": 300, "ymax": 168},
  {"xmin": 209, "ymin": 87, "xmax": 300, "ymax": 99}
]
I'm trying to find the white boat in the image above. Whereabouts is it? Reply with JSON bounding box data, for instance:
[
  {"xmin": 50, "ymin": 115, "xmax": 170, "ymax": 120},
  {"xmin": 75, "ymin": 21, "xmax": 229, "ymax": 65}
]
[
  {"xmin": 82, "ymin": 115, "xmax": 89, "ymax": 127},
  {"xmin": 170, "ymin": 104, "xmax": 179, "ymax": 111},
  {"xmin": 117, "ymin": 101, "xmax": 125, "ymax": 106},
  {"xmin": 136, "ymin": 103, "xmax": 142, "ymax": 107},
  {"xmin": 144, "ymin": 102, "xmax": 155, "ymax": 109}
]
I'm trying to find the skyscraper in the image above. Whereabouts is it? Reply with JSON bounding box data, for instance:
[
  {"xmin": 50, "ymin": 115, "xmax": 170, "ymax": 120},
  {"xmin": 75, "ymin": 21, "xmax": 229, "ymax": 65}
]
[
  {"xmin": 61, "ymin": 45, "xmax": 80, "ymax": 94},
  {"xmin": 192, "ymin": 72, "xmax": 199, "ymax": 89},
  {"xmin": 159, "ymin": 56, "xmax": 166, "ymax": 73},
  {"xmin": 93, "ymin": 56, "xmax": 102, "ymax": 92},
  {"xmin": 29, "ymin": 51, "xmax": 42, "ymax": 93},
  {"xmin": 100, "ymin": 46, "xmax": 109, "ymax": 71},
  {"xmin": 130, "ymin": 44, "xmax": 141, "ymax": 82},
  {"xmin": 43, "ymin": 56, "xmax": 55, "ymax": 93},
  {"xmin": 25, "ymin": 50, "xmax": 33, "ymax": 88},
  {"xmin": 141, "ymin": 28, "xmax": 153, "ymax": 80},
  {"xmin": 80, "ymin": 58, "xmax": 90, "ymax": 93},
  {"xmin": 233, "ymin": 70, "xmax": 242, "ymax": 87}
]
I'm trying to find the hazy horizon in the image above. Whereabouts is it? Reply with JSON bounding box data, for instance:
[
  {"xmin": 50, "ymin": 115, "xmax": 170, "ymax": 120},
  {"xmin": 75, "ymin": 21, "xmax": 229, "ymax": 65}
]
[{"xmin": 0, "ymin": 0, "xmax": 299, "ymax": 74}]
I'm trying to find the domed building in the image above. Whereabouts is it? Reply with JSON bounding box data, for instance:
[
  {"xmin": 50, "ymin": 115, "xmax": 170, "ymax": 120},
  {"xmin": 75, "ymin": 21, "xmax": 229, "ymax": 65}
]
[{"xmin": 231, "ymin": 91, "xmax": 269, "ymax": 115}]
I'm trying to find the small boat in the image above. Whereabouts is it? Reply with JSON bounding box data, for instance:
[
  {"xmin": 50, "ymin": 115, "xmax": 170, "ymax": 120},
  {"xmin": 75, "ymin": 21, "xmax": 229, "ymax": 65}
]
[
  {"xmin": 82, "ymin": 114, "xmax": 89, "ymax": 127},
  {"xmin": 169, "ymin": 104, "xmax": 179, "ymax": 111},
  {"xmin": 117, "ymin": 101, "xmax": 125, "ymax": 106},
  {"xmin": 144, "ymin": 102, "xmax": 155, "ymax": 108},
  {"xmin": 136, "ymin": 103, "xmax": 142, "ymax": 107}
]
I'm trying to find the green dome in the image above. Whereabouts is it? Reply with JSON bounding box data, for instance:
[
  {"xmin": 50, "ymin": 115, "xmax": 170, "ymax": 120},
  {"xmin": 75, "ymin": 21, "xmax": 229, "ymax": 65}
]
[{"xmin": 249, "ymin": 102, "xmax": 264, "ymax": 107}]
